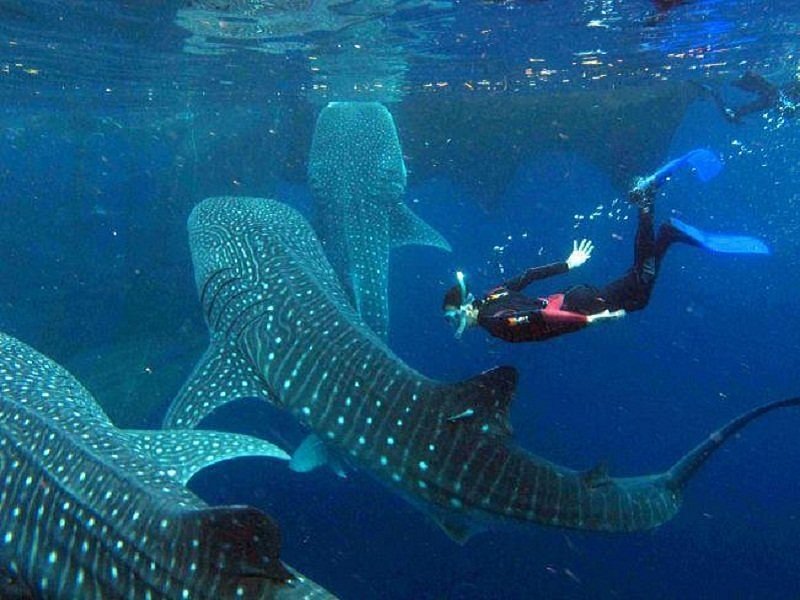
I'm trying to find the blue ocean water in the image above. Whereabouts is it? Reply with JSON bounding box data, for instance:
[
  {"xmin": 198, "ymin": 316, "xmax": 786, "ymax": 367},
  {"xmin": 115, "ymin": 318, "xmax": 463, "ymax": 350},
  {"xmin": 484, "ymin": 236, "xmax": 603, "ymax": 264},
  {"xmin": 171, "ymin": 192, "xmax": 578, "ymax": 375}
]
[{"xmin": 0, "ymin": 0, "xmax": 799, "ymax": 598}]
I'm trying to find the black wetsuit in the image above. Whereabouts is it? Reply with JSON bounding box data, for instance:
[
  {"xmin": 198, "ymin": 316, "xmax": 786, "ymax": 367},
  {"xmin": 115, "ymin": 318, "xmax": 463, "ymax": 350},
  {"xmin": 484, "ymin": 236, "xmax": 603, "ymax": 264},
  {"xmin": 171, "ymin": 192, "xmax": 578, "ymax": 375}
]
[
  {"xmin": 476, "ymin": 209, "xmax": 679, "ymax": 342},
  {"xmin": 644, "ymin": 0, "xmax": 692, "ymax": 25},
  {"xmin": 652, "ymin": 0, "xmax": 689, "ymax": 10}
]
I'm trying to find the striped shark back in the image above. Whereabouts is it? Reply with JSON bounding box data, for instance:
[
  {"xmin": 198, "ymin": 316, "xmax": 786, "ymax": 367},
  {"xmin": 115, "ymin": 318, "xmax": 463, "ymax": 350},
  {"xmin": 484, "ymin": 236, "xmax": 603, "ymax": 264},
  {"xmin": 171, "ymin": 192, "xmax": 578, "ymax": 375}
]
[
  {"xmin": 307, "ymin": 102, "xmax": 451, "ymax": 339},
  {"xmin": 167, "ymin": 196, "xmax": 434, "ymax": 428},
  {"xmin": 0, "ymin": 401, "xmax": 291, "ymax": 598},
  {"xmin": 0, "ymin": 332, "xmax": 331, "ymax": 599},
  {"xmin": 308, "ymin": 102, "xmax": 405, "ymax": 339}
]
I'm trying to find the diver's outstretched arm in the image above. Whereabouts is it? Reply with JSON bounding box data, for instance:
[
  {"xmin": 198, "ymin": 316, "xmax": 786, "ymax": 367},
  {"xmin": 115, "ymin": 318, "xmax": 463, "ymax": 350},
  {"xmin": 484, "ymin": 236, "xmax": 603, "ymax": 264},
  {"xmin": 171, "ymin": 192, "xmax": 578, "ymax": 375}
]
[{"xmin": 501, "ymin": 239, "xmax": 593, "ymax": 292}]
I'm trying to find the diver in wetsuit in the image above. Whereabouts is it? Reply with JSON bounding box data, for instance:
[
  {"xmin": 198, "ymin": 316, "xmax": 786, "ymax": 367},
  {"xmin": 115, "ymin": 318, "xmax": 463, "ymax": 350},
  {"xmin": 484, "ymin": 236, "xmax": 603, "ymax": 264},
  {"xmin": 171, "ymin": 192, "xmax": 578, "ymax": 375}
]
[
  {"xmin": 643, "ymin": 0, "xmax": 694, "ymax": 25},
  {"xmin": 705, "ymin": 71, "xmax": 800, "ymax": 123},
  {"xmin": 652, "ymin": 0, "xmax": 689, "ymax": 10},
  {"xmin": 442, "ymin": 149, "xmax": 770, "ymax": 343}
]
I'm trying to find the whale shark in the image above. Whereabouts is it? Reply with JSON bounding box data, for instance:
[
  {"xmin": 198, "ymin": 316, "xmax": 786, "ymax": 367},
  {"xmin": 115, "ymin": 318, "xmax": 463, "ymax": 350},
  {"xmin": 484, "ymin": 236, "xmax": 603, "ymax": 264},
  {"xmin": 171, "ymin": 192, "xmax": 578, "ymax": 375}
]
[
  {"xmin": 308, "ymin": 101, "xmax": 451, "ymax": 339},
  {"xmin": 165, "ymin": 196, "xmax": 799, "ymax": 541},
  {"xmin": 0, "ymin": 331, "xmax": 333, "ymax": 598}
]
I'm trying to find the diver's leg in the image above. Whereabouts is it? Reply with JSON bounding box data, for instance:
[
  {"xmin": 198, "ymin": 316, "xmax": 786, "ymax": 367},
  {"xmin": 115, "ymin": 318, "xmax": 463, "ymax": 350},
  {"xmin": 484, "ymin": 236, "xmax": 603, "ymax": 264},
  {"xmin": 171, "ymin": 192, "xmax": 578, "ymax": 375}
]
[
  {"xmin": 562, "ymin": 204, "xmax": 658, "ymax": 315},
  {"xmin": 591, "ymin": 205, "xmax": 661, "ymax": 313}
]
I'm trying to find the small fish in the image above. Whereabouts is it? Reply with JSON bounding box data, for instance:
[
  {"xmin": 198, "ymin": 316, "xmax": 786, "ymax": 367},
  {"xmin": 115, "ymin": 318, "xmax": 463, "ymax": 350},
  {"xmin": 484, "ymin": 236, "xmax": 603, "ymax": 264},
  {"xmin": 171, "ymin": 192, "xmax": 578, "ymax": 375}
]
[{"xmin": 564, "ymin": 568, "xmax": 582, "ymax": 585}]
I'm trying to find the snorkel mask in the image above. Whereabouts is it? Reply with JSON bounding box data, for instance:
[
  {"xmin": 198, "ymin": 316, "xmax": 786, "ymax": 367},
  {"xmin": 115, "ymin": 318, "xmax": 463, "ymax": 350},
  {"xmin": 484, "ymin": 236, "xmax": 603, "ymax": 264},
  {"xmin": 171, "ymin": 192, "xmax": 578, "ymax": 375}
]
[{"xmin": 443, "ymin": 271, "xmax": 475, "ymax": 339}]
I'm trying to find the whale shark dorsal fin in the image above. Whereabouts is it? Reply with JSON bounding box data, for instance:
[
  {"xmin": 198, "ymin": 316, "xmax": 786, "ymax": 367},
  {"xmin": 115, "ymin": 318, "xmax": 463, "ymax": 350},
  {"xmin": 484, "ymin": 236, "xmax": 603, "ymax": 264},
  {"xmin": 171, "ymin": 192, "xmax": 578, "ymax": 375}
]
[
  {"xmin": 581, "ymin": 461, "xmax": 612, "ymax": 490},
  {"xmin": 390, "ymin": 202, "xmax": 452, "ymax": 252},
  {"xmin": 164, "ymin": 340, "xmax": 273, "ymax": 429},
  {"xmin": 443, "ymin": 366, "xmax": 518, "ymax": 439},
  {"xmin": 180, "ymin": 505, "xmax": 291, "ymax": 582},
  {"xmin": 122, "ymin": 430, "xmax": 290, "ymax": 486}
]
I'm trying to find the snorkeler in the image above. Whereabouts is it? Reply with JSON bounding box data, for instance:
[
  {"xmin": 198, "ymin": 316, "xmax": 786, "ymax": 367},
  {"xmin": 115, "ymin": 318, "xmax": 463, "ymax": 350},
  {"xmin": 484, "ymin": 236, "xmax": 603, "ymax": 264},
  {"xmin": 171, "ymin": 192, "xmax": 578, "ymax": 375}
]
[
  {"xmin": 643, "ymin": 0, "xmax": 693, "ymax": 25},
  {"xmin": 442, "ymin": 149, "xmax": 770, "ymax": 343},
  {"xmin": 703, "ymin": 71, "xmax": 800, "ymax": 123},
  {"xmin": 652, "ymin": 0, "xmax": 690, "ymax": 11}
]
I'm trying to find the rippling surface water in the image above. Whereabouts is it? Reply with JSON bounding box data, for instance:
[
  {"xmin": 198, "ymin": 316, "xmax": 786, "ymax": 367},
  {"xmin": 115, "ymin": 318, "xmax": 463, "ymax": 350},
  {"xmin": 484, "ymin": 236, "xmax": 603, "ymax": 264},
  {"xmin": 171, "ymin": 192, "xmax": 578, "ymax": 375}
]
[{"xmin": 2, "ymin": 0, "xmax": 798, "ymax": 107}]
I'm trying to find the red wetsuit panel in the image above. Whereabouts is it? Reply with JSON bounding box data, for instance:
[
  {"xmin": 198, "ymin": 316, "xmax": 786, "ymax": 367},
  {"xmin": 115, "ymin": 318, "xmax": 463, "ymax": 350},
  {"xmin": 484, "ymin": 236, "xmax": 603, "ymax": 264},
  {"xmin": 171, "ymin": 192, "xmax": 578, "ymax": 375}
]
[
  {"xmin": 479, "ymin": 292, "xmax": 588, "ymax": 343},
  {"xmin": 542, "ymin": 293, "xmax": 590, "ymax": 325},
  {"xmin": 530, "ymin": 293, "xmax": 589, "ymax": 340}
]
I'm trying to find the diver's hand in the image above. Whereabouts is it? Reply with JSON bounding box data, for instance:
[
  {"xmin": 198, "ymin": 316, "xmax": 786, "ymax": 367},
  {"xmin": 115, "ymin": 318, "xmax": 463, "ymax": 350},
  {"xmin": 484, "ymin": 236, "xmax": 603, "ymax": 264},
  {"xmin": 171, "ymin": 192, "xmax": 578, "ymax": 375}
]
[
  {"xmin": 566, "ymin": 239, "xmax": 594, "ymax": 269},
  {"xmin": 586, "ymin": 309, "xmax": 626, "ymax": 324}
]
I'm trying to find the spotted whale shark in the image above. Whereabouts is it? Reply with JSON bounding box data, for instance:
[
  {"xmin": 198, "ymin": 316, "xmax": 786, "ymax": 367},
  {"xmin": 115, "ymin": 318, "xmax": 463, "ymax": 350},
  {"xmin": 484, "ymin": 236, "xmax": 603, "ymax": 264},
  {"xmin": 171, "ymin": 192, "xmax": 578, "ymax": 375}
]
[
  {"xmin": 308, "ymin": 101, "xmax": 451, "ymax": 339},
  {"xmin": 0, "ymin": 331, "xmax": 333, "ymax": 599},
  {"xmin": 165, "ymin": 196, "xmax": 799, "ymax": 540}
]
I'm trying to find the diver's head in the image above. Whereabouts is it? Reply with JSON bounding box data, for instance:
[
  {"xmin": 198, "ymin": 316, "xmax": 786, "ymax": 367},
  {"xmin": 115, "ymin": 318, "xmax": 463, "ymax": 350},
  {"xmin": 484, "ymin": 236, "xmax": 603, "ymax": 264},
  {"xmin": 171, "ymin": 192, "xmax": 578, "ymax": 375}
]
[{"xmin": 442, "ymin": 271, "xmax": 478, "ymax": 338}]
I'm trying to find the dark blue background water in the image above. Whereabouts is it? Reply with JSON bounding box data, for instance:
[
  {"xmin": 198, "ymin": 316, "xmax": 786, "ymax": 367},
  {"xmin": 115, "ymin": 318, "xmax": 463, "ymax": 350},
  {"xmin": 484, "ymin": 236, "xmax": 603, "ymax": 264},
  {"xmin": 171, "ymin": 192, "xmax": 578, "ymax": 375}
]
[{"xmin": 1, "ymin": 1, "xmax": 799, "ymax": 598}]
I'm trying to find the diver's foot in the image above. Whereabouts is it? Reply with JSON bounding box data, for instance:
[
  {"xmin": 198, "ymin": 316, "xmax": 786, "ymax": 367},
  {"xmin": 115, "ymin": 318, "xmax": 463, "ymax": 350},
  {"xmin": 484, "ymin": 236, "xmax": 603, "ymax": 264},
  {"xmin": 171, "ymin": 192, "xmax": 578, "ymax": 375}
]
[
  {"xmin": 658, "ymin": 221, "xmax": 688, "ymax": 247},
  {"xmin": 628, "ymin": 178, "xmax": 655, "ymax": 213}
]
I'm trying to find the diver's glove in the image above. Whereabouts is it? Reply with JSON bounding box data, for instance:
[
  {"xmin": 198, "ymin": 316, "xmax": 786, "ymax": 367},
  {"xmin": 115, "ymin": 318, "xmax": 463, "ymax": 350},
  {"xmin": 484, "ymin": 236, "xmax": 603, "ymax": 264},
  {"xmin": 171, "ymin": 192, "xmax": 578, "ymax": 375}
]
[
  {"xmin": 586, "ymin": 309, "xmax": 626, "ymax": 324},
  {"xmin": 566, "ymin": 239, "xmax": 594, "ymax": 270}
]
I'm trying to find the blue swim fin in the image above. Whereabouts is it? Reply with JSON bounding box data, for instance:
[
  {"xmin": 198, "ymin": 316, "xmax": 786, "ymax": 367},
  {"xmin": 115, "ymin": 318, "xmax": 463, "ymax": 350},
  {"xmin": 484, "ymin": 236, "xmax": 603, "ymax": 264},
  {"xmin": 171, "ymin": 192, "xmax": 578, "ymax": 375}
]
[
  {"xmin": 646, "ymin": 148, "xmax": 723, "ymax": 189},
  {"xmin": 682, "ymin": 149, "xmax": 724, "ymax": 182},
  {"xmin": 669, "ymin": 217, "xmax": 771, "ymax": 255}
]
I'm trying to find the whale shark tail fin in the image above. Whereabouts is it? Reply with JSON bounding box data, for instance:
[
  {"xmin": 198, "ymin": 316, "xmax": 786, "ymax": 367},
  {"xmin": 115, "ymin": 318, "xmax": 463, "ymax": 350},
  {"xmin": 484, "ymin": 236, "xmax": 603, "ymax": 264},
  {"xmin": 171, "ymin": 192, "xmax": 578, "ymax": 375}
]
[{"xmin": 664, "ymin": 396, "xmax": 800, "ymax": 491}]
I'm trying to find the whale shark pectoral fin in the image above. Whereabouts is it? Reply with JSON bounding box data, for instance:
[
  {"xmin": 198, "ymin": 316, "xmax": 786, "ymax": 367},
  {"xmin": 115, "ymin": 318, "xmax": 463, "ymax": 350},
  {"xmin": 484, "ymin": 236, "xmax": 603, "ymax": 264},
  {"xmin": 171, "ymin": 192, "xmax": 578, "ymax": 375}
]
[
  {"xmin": 163, "ymin": 340, "xmax": 273, "ymax": 429},
  {"xmin": 435, "ymin": 515, "xmax": 473, "ymax": 545},
  {"xmin": 390, "ymin": 202, "xmax": 452, "ymax": 252},
  {"xmin": 289, "ymin": 434, "xmax": 348, "ymax": 478},
  {"xmin": 179, "ymin": 505, "xmax": 291, "ymax": 583},
  {"xmin": 442, "ymin": 365, "xmax": 518, "ymax": 439},
  {"xmin": 122, "ymin": 429, "xmax": 290, "ymax": 486},
  {"xmin": 289, "ymin": 433, "xmax": 327, "ymax": 473}
]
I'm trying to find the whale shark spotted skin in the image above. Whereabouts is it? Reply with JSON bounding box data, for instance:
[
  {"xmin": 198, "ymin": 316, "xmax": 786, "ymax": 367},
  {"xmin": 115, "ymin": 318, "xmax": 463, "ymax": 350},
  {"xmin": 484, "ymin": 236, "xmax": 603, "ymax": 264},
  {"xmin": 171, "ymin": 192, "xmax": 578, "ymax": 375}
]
[
  {"xmin": 0, "ymin": 331, "xmax": 333, "ymax": 599},
  {"xmin": 308, "ymin": 101, "xmax": 451, "ymax": 339},
  {"xmin": 165, "ymin": 196, "xmax": 799, "ymax": 540}
]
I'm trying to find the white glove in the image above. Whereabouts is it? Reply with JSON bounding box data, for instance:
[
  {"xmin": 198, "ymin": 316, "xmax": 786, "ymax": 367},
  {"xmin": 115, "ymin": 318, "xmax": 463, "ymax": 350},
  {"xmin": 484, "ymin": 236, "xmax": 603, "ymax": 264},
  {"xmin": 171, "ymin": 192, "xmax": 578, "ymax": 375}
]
[
  {"xmin": 586, "ymin": 309, "xmax": 626, "ymax": 324},
  {"xmin": 566, "ymin": 239, "xmax": 594, "ymax": 270}
]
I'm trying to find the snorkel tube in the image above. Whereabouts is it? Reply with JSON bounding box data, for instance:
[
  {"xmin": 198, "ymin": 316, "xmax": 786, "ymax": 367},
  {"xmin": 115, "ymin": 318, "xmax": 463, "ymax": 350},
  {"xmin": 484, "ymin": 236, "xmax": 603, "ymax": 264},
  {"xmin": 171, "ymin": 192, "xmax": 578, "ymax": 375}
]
[
  {"xmin": 456, "ymin": 270, "xmax": 468, "ymax": 302},
  {"xmin": 444, "ymin": 271, "xmax": 475, "ymax": 339}
]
